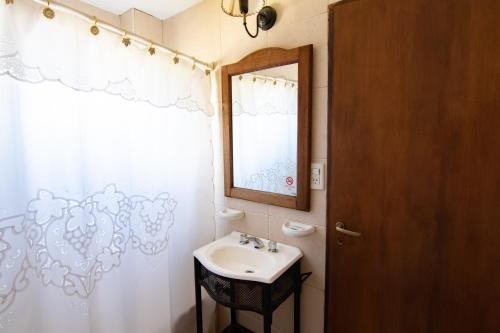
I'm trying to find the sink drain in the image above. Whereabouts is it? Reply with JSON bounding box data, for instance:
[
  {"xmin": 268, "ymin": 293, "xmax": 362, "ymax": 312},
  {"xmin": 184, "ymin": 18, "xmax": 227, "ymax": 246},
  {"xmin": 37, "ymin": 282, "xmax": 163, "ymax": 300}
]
[{"xmin": 245, "ymin": 269, "xmax": 255, "ymax": 274}]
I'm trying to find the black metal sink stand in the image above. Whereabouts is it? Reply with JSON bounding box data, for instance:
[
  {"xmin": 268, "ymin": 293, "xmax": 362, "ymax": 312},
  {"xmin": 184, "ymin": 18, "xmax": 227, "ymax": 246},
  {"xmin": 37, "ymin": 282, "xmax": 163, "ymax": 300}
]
[{"xmin": 194, "ymin": 258, "xmax": 311, "ymax": 333}]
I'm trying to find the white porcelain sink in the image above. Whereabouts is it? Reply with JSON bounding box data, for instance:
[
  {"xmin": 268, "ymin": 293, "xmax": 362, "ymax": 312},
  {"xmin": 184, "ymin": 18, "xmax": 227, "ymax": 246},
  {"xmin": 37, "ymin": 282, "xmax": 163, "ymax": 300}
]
[{"xmin": 194, "ymin": 232, "xmax": 303, "ymax": 284}]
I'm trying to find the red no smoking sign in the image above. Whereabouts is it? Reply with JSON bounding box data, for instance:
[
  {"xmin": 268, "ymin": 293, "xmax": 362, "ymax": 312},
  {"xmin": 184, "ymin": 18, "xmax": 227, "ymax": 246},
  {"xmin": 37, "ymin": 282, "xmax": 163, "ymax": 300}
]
[{"xmin": 285, "ymin": 176, "xmax": 294, "ymax": 186}]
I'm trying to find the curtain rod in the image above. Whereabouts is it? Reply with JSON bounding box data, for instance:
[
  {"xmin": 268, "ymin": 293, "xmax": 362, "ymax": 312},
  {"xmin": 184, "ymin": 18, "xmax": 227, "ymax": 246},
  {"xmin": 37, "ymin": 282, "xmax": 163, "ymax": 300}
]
[
  {"xmin": 240, "ymin": 72, "xmax": 298, "ymax": 85},
  {"xmin": 23, "ymin": 0, "xmax": 216, "ymax": 72}
]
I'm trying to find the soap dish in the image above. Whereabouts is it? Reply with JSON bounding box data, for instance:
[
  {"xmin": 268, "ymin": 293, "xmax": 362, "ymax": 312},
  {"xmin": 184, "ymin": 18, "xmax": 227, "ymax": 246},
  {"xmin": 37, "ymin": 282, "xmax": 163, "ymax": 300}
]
[
  {"xmin": 218, "ymin": 208, "xmax": 245, "ymax": 221},
  {"xmin": 282, "ymin": 221, "xmax": 315, "ymax": 237}
]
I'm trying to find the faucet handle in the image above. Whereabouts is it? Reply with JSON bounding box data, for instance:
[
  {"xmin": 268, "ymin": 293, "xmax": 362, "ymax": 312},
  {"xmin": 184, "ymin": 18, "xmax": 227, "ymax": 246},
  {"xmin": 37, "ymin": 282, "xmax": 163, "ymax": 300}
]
[
  {"xmin": 268, "ymin": 240, "xmax": 278, "ymax": 253},
  {"xmin": 239, "ymin": 233, "xmax": 249, "ymax": 245}
]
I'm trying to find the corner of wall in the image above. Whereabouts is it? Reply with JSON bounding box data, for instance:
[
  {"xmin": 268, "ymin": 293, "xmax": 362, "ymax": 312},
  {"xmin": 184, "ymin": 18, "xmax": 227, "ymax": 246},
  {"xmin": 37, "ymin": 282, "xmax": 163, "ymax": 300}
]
[{"xmin": 120, "ymin": 8, "xmax": 163, "ymax": 43}]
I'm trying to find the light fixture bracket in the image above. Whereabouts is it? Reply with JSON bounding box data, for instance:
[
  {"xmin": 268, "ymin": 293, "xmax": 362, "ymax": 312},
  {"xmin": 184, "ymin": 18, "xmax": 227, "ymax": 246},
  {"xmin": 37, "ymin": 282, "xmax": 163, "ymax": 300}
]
[
  {"xmin": 242, "ymin": 5, "xmax": 277, "ymax": 38},
  {"xmin": 257, "ymin": 6, "xmax": 276, "ymax": 31}
]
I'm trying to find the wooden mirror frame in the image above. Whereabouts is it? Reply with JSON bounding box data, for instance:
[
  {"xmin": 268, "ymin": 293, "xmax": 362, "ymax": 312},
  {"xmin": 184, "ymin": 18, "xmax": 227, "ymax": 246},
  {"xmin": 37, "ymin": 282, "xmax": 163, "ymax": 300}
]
[{"xmin": 221, "ymin": 45, "xmax": 313, "ymax": 211}]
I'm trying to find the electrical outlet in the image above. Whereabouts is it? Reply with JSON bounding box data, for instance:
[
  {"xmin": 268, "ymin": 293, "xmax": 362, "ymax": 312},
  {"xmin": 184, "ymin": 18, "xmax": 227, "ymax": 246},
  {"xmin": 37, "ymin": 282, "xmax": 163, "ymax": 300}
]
[{"xmin": 310, "ymin": 163, "xmax": 324, "ymax": 190}]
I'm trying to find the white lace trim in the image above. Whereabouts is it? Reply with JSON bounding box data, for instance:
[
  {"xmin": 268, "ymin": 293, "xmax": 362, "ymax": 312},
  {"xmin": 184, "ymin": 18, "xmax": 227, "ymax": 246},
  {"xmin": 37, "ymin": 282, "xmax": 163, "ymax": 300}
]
[{"xmin": 0, "ymin": 52, "xmax": 208, "ymax": 114}]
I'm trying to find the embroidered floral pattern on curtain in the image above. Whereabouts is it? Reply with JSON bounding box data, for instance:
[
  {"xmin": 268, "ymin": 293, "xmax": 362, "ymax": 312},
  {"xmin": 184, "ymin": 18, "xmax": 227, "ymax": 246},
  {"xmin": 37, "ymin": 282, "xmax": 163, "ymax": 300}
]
[
  {"xmin": 0, "ymin": 1, "xmax": 215, "ymax": 332},
  {"xmin": 0, "ymin": 185, "xmax": 176, "ymax": 305}
]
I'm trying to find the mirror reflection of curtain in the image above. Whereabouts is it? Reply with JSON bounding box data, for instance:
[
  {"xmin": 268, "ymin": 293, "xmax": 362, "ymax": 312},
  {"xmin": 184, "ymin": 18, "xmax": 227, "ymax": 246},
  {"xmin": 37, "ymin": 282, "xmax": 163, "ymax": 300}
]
[
  {"xmin": 0, "ymin": 2, "xmax": 214, "ymax": 332},
  {"xmin": 231, "ymin": 74, "xmax": 298, "ymax": 196}
]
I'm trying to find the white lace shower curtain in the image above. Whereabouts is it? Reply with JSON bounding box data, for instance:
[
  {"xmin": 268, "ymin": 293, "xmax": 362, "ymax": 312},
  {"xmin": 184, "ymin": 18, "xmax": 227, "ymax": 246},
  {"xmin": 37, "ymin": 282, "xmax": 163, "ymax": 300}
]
[
  {"xmin": 231, "ymin": 75, "xmax": 298, "ymax": 195},
  {"xmin": 0, "ymin": 1, "xmax": 215, "ymax": 332}
]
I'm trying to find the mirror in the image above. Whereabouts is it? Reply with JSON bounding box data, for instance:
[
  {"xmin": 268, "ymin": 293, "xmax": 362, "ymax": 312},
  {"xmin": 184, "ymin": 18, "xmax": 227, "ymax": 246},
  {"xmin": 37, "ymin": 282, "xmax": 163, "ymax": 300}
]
[
  {"xmin": 231, "ymin": 64, "xmax": 299, "ymax": 196},
  {"xmin": 222, "ymin": 46, "xmax": 312, "ymax": 210}
]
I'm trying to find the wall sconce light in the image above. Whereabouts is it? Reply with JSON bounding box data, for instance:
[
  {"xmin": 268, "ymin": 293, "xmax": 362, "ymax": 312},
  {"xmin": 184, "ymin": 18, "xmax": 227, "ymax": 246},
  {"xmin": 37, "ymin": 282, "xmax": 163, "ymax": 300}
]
[{"xmin": 221, "ymin": 0, "xmax": 277, "ymax": 38}]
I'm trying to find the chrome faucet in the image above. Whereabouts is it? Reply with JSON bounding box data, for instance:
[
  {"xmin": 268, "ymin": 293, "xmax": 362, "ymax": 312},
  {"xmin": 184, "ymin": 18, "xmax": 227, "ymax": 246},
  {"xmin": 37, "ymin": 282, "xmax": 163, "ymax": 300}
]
[
  {"xmin": 239, "ymin": 233, "xmax": 265, "ymax": 249},
  {"xmin": 268, "ymin": 240, "xmax": 278, "ymax": 253}
]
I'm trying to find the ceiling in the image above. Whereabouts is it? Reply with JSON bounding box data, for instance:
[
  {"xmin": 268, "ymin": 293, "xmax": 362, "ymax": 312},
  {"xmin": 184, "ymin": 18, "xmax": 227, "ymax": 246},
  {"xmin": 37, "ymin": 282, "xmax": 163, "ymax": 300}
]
[{"xmin": 80, "ymin": 0, "xmax": 203, "ymax": 20}]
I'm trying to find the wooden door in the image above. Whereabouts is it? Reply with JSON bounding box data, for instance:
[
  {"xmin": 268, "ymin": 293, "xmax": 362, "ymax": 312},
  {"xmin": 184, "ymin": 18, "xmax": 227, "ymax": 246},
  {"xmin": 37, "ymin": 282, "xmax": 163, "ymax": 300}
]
[{"xmin": 326, "ymin": 0, "xmax": 500, "ymax": 332}]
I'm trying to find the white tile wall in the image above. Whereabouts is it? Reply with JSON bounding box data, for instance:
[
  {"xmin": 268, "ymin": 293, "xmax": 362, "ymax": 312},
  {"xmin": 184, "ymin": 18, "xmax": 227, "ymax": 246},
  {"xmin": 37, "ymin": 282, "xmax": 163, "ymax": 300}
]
[{"xmin": 164, "ymin": 1, "xmax": 332, "ymax": 332}]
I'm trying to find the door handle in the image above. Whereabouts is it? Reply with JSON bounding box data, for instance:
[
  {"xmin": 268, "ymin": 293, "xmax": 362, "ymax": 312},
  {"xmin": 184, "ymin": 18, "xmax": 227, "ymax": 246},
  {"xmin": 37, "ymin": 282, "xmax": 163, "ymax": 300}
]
[{"xmin": 335, "ymin": 222, "xmax": 362, "ymax": 237}]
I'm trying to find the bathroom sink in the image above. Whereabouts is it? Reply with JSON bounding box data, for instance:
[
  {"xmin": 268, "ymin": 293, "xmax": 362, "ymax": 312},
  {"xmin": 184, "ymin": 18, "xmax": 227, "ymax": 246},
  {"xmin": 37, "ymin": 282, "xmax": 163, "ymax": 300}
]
[{"xmin": 193, "ymin": 232, "xmax": 303, "ymax": 284}]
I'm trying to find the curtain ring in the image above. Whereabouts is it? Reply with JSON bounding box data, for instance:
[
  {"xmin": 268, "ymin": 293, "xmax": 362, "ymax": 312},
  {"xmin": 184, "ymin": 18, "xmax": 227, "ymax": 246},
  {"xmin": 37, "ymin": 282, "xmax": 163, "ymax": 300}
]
[
  {"xmin": 122, "ymin": 33, "xmax": 131, "ymax": 47},
  {"xmin": 148, "ymin": 41, "xmax": 156, "ymax": 56},
  {"xmin": 43, "ymin": 0, "xmax": 55, "ymax": 19},
  {"xmin": 90, "ymin": 17, "xmax": 99, "ymax": 35}
]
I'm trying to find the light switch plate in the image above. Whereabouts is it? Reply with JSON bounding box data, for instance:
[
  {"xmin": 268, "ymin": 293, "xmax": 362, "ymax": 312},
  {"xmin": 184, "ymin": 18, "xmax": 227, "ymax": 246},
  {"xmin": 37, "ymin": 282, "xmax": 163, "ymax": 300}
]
[{"xmin": 310, "ymin": 162, "xmax": 324, "ymax": 190}]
